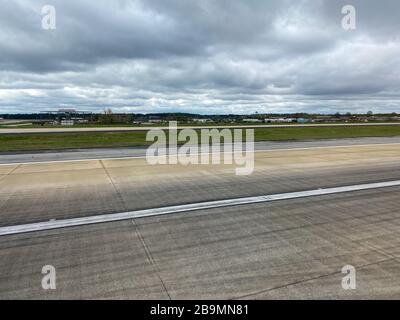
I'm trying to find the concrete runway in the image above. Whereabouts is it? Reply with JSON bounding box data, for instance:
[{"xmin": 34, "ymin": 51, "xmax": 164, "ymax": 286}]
[
  {"xmin": 1, "ymin": 140, "xmax": 400, "ymax": 299},
  {"xmin": 2, "ymin": 136, "xmax": 400, "ymax": 164}
]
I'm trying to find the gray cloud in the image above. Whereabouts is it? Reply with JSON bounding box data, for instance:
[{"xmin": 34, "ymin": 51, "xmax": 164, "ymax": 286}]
[{"xmin": 0, "ymin": 0, "xmax": 400, "ymax": 114}]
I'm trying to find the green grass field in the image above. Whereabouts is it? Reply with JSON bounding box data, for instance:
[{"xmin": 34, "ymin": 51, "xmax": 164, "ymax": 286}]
[{"xmin": 1, "ymin": 125, "xmax": 400, "ymax": 152}]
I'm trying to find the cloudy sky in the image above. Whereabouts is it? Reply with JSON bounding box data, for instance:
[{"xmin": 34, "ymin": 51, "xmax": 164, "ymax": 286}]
[{"xmin": 1, "ymin": 0, "xmax": 400, "ymax": 114}]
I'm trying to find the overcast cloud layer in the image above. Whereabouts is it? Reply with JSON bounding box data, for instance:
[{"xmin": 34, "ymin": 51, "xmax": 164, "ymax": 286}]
[{"xmin": 1, "ymin": 0, "xmax": 400, "ymax": 114}]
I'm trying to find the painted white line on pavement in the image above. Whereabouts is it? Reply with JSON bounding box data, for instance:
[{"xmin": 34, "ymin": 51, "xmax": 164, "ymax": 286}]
[
  {"xmin": 1, "ymin": 179, "xmax": 400, "ymax": 236},
  {"xmin": 1, "ymin": 142, "xmax": 400, "ymax": 166}
]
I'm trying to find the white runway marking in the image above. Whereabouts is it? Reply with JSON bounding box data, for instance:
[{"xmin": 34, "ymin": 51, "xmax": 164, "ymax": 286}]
[
  {"xmin": 1, "ymin": 180, "xmax": 400, "ymax": 236},
  {"xmin": 1, "ymin": 142, "xmax": 400, "ymax": 166}
]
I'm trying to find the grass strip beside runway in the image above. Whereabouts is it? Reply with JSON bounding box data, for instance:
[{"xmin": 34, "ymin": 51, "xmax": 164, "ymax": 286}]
[{"xmin": 2, "ymin": 125, "xmax": 400, "ymax": 152}]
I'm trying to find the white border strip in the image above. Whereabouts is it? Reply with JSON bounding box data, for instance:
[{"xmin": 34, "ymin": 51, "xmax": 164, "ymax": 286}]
[
  {"xmin": 1, "ymin": 142, "xmax": 400, "ymax": 166},
  {"xmin": 1, "ymin": 180, "xmax": 400, "ymax": 236}
]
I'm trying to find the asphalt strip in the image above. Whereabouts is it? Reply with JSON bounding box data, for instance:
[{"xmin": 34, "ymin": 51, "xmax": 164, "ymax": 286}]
[{"xmin": 1, "ymin": 142, "xmax": 400, "ymax": 166}]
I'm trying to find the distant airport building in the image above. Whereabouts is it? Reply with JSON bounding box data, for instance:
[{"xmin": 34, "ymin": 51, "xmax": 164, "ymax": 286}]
[
  {"xmin": 296, "ymin": 118, "xmax": 311, "ymax": 123},
  {"xmin": 148, "ymin": 116, "xmax": 163, "ymax": 123},
  {"xmin": 40, "ymin": 108, "xmax": 92, "ymax": 125},
  {"xmin": 192, "ymin": 118, "xmax": 213, "ymax": 123},
  {"xmin": 149, "ymin": 119, "xmax": 163, "ymax": 124},
  {"xmin": 61, "ymin": 120, "xmax": 74, "ymax": 126},
  {"xmin": 243, "ymin": 118, "xmax": 262, "ymax": 123},
  {"xmin": 264, "ymin": 118, "xmax": 294, "ymax": 123}
]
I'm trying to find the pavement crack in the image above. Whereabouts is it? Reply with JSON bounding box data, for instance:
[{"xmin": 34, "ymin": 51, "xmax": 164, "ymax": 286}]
[
  {"xmin": 131, "ymin": 219, "xmax": 172, "ymax": 300},
  {"xmin": 99, "ymin": 160, "xmax": 126, "ymax": 209},
  {"xmin": 232, "ymin": 257, "xmax": 398, "ymax": 300},
  {"xmin": 0, "ymin": 164, "xmax": 21, "ymax": 182},
  {"xmin": 99, "ymin": 160, "xmax": 172, "ymax": 300}
]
